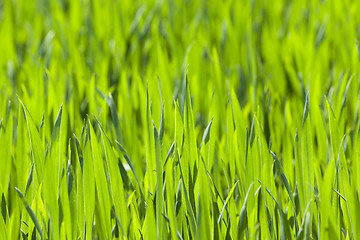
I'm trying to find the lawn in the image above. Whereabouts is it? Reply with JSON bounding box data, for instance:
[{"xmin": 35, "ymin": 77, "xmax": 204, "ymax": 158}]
[{"xmin": 0, "ymin": 0, "xmax": 360, "ymax": 239}]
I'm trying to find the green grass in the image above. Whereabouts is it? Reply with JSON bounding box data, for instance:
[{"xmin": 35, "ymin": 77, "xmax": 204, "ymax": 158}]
[{"xmin": 1, "ymin": 0, "xmax": 360, "ymax": 239}]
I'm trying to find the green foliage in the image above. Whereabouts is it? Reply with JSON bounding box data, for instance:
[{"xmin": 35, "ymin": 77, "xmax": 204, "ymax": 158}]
[{"xmin": 1, "ymin": 0, "xmax": 360, "ymax": 239}]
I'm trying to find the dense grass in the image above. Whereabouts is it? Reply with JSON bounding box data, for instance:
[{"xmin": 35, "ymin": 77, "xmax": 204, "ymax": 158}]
[{"xmin": 1, "ymin": 0, "xmax": 360, "ymax": 239}]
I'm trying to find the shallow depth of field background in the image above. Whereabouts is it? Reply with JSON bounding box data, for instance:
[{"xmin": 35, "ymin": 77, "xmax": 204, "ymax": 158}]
[{"xmin": 1, "ymin": 0, "xmax": 360, "ymax": 239}]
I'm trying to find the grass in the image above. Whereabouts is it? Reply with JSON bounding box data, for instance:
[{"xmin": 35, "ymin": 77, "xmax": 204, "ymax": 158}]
[{"xmin": 1, "ymin": 0, "xmax": 360, "ymax": 239}]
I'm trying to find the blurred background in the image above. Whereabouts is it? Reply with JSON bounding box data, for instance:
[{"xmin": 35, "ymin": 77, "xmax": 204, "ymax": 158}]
[{"xmin": 0, "ymin": 0, "xmax": 360, "ymax": 178}]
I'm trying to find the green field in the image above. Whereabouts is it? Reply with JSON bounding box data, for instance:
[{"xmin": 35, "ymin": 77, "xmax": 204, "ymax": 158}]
[{"xmin": 1, "ymin": 0, "xmax": 360, "ymax": 239}]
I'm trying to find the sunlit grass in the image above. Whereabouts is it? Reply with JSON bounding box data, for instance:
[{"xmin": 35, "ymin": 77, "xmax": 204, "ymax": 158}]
[{"xmin": 1, "ymin": 0, "xmax": 360, "ymax": 239}]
